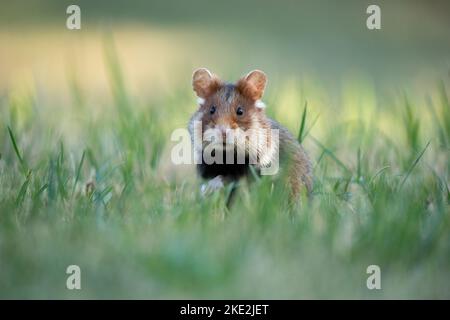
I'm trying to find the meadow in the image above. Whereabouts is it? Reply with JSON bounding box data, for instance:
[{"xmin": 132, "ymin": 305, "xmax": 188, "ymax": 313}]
[{"xmin": 0, "ymin": 0, "xmax": 449, "ymax": 299}]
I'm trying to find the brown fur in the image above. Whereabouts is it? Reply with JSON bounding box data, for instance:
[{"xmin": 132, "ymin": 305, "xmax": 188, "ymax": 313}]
[{"xmin": 189, "ymin": 69, "xmax": 313, "ymax": 199}]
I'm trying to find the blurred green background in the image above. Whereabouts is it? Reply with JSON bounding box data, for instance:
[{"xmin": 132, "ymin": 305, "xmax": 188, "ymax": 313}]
[
  {"xmin": 2, "ymin": 0, "xmax": 450, "ymax": 93},
  {"xmin": 0, "ymin": 0, "xmax": 449, "ymax": 299}
]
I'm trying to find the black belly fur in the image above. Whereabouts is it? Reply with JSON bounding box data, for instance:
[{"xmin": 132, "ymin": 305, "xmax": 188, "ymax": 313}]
[{"xmin": 197, "ymin": 150, "xmax": 255, "ymax": 180}]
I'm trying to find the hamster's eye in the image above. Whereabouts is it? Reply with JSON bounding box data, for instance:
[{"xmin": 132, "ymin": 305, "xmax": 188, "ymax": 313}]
[
  {"xmin": 210, "ymin": 105, "xmax": 216, "ymax": 115},
  {"xmin": 236, "ymin": 106, "xmax": 244, "ymax": 116}
]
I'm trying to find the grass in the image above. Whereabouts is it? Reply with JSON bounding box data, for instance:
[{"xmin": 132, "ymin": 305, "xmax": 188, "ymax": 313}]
[{"xmin": 0, "ymin": 41, "xmax": 449, "ymax": 299}]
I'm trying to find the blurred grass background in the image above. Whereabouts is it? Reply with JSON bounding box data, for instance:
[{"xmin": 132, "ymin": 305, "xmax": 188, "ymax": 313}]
[{"xmin": 0, "ymin": 0, "xmax": 449, "ymax": 298}]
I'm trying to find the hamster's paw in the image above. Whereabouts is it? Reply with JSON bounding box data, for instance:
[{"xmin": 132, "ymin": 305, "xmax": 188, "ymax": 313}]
[{"xmin": 200, "ymin": 175, "xmax": 224, "ymax": 196}]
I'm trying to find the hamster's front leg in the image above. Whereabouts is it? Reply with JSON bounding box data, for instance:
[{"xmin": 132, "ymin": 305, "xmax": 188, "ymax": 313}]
[{"xmin": 200, "ymin": 175, "xmax": 225, "ymax": 196}]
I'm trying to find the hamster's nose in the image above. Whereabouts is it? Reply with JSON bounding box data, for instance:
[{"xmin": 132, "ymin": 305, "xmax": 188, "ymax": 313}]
[{"xmin": 221, "ymin": 130, "xmax": 227, "ymax": 141}]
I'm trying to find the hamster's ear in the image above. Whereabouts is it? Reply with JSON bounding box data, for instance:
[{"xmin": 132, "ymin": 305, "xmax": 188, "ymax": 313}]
[
  {"xmin": 192, "ymin": 68, "xmax": 220, "ymax": 99},
  {"xmin": 237, "ymin": 70, "xmax": 267, "ymax": 101}
]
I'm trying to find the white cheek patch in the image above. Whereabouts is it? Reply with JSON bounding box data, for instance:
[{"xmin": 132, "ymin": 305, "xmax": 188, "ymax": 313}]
[
  {"xmin": 197, "ymin": 97, "xmax": 205, "ymax": 106},
  {"xmin": 255, "ymin": 100, "xmax": 266, "ymax": 109}
]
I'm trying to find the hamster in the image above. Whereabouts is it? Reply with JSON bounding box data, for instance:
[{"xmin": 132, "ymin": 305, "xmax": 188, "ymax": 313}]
[{"xmin": 188, "ymin": 68, "xmax": 313, "ymax": 200}]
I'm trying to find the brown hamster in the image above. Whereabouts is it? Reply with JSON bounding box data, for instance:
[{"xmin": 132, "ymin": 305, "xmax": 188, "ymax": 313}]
[{"xmin": 188, "ymin": 68, "xmax": 313, "ymax": 199}]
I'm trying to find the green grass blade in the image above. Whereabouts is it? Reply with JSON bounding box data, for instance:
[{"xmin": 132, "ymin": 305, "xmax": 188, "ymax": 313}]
[
  {"xmin": 399, "ymin": 141, "xmax": 431, "ymax": 189},
  {"xmin": 356, "ymin": 147, "xmax": 362, "ymax": 180},
  {"xmin": 310, "ymin": 136, "xmax": 351, "ymax": 175},
  {"xmin": 7, "ymin": 126, "xmax": 28, "ymax": 173},
  {"xmin": 369, "ymin": 166, "xmax": 391, "ymax": 185},
  {"xmin": 302, "ymin": 112, "xmax": 320, "ymax": 141},
  {"xmin": 15, "ymin": 171, "xmax": 31, "ymax": 206},
  {"xmin": 56, "ymin": 146, "xmax": 68, "ymax": 200},
  {"xmin": 33, "ymin": 183, "xmax": 48, "ymax": 199},
  {"xmin": 297, "ymin": 101, "xmax": 308, "ymax": 143},
  {"xmin": 72, "ymin": 150, "xmax": 86, "ymax": 197}
]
